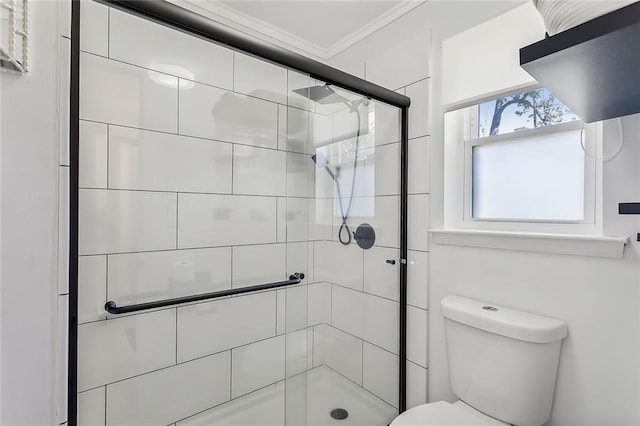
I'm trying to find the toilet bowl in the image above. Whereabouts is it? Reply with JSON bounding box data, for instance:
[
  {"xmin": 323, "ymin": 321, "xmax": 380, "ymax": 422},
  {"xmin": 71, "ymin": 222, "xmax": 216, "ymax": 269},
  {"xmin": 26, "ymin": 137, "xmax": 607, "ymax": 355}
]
[
  {"xmin": 391, "ymin": 401, "xmax": 508, "ymax": 425},
  {"xmin": 390, "ymin": 295, "xmax": 567, "ymax": 426}
]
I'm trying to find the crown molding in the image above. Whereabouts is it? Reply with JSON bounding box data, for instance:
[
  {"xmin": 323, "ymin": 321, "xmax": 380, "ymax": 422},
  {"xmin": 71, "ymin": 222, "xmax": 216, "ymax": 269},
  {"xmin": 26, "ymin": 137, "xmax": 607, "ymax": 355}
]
[
  {"xmin": 171, "ymin": 0, "xmax": 425, "ymax": 61},
  {"xmin": 325, "ymin": 1, "xmax": 425, "ymax": 58},
  {"xmin": 174, "ymin": 0, "xmax": 328, "ymax": 60}
]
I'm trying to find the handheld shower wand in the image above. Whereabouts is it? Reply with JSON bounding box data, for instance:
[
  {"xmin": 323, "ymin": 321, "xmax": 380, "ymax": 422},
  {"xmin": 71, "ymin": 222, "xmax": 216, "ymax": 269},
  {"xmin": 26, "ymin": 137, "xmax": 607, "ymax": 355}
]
[{"xmin": 311, "ymin": 153, "xmax": 337, "ymax": 182}]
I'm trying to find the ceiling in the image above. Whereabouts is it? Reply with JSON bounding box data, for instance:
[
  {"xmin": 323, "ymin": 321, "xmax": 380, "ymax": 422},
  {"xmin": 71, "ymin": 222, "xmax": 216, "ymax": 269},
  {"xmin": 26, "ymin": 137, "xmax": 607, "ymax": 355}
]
[{"xmin": 173, "ymin": 0, "xmax": 426, "ymax": 60}]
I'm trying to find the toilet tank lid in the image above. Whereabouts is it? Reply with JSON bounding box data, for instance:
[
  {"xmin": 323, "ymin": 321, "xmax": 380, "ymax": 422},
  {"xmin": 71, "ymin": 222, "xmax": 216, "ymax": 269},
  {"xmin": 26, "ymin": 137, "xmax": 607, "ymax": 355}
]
[{"xmin": 441, "ymin": 295, "xmax": 568, "ymax": 343}]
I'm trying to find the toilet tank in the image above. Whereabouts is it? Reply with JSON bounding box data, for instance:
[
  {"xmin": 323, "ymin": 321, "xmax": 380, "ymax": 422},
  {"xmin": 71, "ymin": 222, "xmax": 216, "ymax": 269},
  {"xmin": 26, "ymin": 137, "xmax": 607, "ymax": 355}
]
[{"xmin": 441, "ymin": 295, "xmax": 568, "ymax": 426}]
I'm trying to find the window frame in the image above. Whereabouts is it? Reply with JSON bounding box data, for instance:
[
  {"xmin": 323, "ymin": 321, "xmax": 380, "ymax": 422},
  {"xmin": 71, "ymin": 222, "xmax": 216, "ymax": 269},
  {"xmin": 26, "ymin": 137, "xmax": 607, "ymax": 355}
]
[{"xmin": 445, "ymin": 91, "xmax": 603, "ymax": 235}]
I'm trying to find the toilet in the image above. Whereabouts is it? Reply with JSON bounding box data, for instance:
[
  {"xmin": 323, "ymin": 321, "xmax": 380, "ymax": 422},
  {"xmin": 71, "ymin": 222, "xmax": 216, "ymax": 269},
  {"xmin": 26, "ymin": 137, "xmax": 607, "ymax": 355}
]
[{"xmin": 392, "ymin": 295, "xmax": 568, "ymax": 426}]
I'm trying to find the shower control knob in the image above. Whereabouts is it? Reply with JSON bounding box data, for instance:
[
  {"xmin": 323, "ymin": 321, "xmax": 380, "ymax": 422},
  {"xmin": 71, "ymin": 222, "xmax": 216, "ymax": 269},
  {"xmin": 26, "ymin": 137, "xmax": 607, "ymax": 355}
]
[{"xmin": 386, "ymin": 259, "xmax": 396, "ymax": 265}]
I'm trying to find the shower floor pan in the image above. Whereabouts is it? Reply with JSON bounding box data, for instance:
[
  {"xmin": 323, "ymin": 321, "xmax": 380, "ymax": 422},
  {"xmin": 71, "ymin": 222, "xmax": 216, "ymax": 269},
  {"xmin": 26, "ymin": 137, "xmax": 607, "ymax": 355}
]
[{"xmin": 177, "ymin": 365, "xmax": 397, "ymax": 425}]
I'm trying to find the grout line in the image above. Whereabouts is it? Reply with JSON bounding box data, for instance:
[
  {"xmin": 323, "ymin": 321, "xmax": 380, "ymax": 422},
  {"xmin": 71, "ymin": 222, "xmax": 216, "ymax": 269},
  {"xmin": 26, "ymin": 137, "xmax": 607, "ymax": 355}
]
[
  {"xmin": 325, "ymin": 366, "xmax": 398, "ymax": 411},
  {"xmin": 230, "ymin": 247, "xmax": 234, "ymax": 290},
  {"xmin": 319, "ymin": 321, "xmax": 400, "ymax": 359},
  {"xmin": 283, "ymin": 284, "xmax": 287, "ymax": 334},
  {"xmin": 328, "ymin": 280, "xmax": 401, "ymax": 305},
  {"xmin": 276, "ymin": 198, "xmax": 280, "ymax": 243},
  {"xmin": 174, "ymin": 308, "xmax": 178, "ymax": 365},
  {"xmin": 175, "ymin": 193, "xmax": 179, "ymax": 249},
  {"xmin": 104, "ymin": 384, "xmax": 108, "ymax": 426},
  {"xmin": 406, "ymin": 359, "xmax": 426, "ymax": 370},
  {"xmin": 107, "ymin": 7, "xmax": 111, "ymax": 58},
  {"xmin": 283, "ymin": 297, "xmax": 289, "ymax": 422},
  {"xmin": 402, "ymin": 76, "xmax": 430, "ymax": 90},
  {"xmin": 275, "ymin": 288, "xmax": 279, "ymax": 335},
  {"xmin": 104, "ymin": 255, "xmax": 109, "ymax": 308},
  {"xmin": 361, "ymin": 339, "xmax": 365, "ymax": 386},
  {"xmin": 311, "ymin": 325, "xmax": 315, "ymax": 369},
  {"xmin": 174, "ymin": 379, "xmax": 281, "ymax": 425},
  {"xmin": 361, "ymin": 243, "xmax": 365, "ymax": 292},
  {"xmin": 231, "ymin": 143, "xmax": 234, "ymax": 194},
  {"xmin": 229, "ymin": 347, "xmax": 233, "ymax": 401},
  {"xmin": 106, "ymin": 124, "xmax": 110, "ymax": 189},
  {"xmin": 77, "ymin": 185, "xmax": 317, "ymax": 199},
  {"xmin": 75, "ymin": 117, "xmax": 289, "ymax": 154},
  {"xmin": 79, "ymin": 241, "xmax": 295, "ymax": 258},
  {"xmin": 78, "ymin": 346, "xmax": 235, "ymax": 393},
  {"xmin": 328, "ymin": 253, "xmax": 333, "ymax": 326}
]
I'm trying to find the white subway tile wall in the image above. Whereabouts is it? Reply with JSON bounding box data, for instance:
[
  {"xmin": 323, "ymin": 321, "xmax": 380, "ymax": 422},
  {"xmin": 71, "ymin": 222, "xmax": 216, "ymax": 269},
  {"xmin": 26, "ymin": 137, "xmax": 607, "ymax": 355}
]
[
  {"xmin": 108, "ymin": 8, "xmax": 234, "ymax": 91},
  {"xmin": 79, "ymin": 0, "xmax": 108, "ymax": 56},
  {"xmin": 179, "ymin": 82, "xmax": 278, "ymax": 148},
  {"xmin": 78, "ymin": 120, "xmax": 108, "ymax": 189},
  {"xmin": 407, "ymin": 306, "xmax": 428, "ymax": 368},
  {"xmin": 77, "ymin": 309, "xmax": 177, "ymax": 392},
  {"xmin": 364, "ymin": 246, "xmax": 400, "ymax": 301},
  {"xmin": 177, "ymin": 194, "xmax": 276, "ymax": 248},
  {"xmin": 108, "ymin": 126, "xmax": 233, "ymax": 193},
  {"xmin": 80, "ymin": 53, "xmax": 179, "ymax": 133},
  {"xmin": 76, "ymin": 2, "xmax": 410, "ymax": 424},
  {"xmin": 108, "ymin": 247, "xmax": 233, "ymax": 305},
  {"xmin": 106, "ymin": 352, "xmax": 231, "ymax": 426},
  {"xmin": 313, "ymin": 324, "xmax": 363, "ymax": 385},
  {"xmin": 59, "ymin": 35, "xmax": 72, "ymax": 426},
  {"xmin": 176, "ymin": 291, "xmax": 277, "ymax": 363},
  {"xmin": 231, "ymin": 336, "xmax": 286, "ymax": 398},
  {"xmin": 232, "ymin": 243, "xmax": 286, "ymax": 288},
  {"xmin": 233, "ymin": 145, "xmax": 286, "ymax": 196},
  {"xmin": 331, "ymin": 285, "xmax": 399, "ymax": 354},
  {"xmin": 77, "ymin": 255, "xmax": 107, "ymax": 324},
  {"xmin": 77, "ymin": 387, "xmax": 105, "ymax": 426},
  {"xmin": 78, "ymin": 189, "xmax": 177, "ymax": 255},
  {"xmin": 234, "ymin": 52, "xmax": 288, "ymax": 104},
  {"xmin": 363, "ymin": 342, "xmax": 400, "ymax": 408},
  {"xmin": 177, "ymin": 382, "xmax": 285, "ymax": 426}
]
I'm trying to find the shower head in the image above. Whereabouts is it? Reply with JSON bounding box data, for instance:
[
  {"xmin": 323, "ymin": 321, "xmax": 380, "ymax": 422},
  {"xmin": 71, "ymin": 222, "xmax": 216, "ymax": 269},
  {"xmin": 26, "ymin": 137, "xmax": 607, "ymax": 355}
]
[
  {"xmin": 311, "ymin": 153, "xmax": 337, "ymax": 182},
  {"xmin": 293, "ymin": 85, "xmax": 350, "ymax": 105}
]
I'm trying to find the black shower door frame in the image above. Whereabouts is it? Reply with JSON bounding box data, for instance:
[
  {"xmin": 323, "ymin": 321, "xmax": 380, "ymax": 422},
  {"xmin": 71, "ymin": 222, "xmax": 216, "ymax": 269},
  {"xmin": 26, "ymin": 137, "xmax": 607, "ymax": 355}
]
[{"xmin": 68, "ymin": 1, "xmax": 411, "ymax": 424}]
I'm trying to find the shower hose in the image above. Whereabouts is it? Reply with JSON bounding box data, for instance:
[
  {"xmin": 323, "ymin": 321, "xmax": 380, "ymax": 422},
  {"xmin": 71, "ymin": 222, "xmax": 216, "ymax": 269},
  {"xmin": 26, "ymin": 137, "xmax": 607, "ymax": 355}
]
[{"xmin": 335, "ymin": 102, "xmax": 362, "ymax": 246}]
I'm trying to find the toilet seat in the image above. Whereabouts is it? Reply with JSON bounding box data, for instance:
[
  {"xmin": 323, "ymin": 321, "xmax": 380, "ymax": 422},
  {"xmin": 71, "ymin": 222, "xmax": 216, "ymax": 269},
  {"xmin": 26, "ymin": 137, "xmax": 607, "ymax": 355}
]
[{"xmin": 390, "ymin": 401, "xmax": 509, "ymax": 425}]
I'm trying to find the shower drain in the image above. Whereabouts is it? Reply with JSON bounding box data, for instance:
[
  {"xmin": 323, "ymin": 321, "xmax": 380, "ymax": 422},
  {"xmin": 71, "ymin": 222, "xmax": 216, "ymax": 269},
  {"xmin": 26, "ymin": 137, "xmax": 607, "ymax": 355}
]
[{"xmin": 330, "ymin": 408, "xmax": 349, "ymax": 420}]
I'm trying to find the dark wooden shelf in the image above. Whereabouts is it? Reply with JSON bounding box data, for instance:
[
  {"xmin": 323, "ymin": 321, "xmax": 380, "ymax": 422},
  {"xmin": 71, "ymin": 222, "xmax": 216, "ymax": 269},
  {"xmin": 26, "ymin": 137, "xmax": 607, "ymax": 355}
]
[{"xmin": 520, "ymin": 1, "xmax": 640, "ymax": 123}]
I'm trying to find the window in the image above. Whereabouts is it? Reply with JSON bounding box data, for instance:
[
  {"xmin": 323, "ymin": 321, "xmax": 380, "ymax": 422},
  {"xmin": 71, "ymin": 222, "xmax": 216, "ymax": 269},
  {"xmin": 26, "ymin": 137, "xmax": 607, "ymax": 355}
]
[{"xmin": 445, "ymin": 87, "xmax": 602, "ymax": 234}]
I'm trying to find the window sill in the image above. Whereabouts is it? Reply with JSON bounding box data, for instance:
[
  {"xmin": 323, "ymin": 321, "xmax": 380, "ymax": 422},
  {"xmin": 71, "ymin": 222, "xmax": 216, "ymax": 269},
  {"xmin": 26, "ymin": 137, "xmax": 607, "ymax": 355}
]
[{"xmin": 429, "ymin": 229, "xmax": 628, "ymax": 259}]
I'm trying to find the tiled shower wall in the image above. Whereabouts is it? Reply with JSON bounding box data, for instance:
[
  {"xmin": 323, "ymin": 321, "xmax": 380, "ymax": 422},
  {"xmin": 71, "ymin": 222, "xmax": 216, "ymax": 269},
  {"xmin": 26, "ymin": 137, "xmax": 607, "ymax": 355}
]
[
  {"xmin": 327, "ymin": 9, "xmax": 433, "ymax": 407},
  {"xmin": 75, "ymin": 2, "xmax": 324, "ymax": 424},
  {"xmin": 307, "ymin": 81, "xmax": 429, "ymax": 411},
  {"xmin": 308, "ymin": 99, "xmax": 403, "ymax": 411},
  {"xmin": 76, "ymin": 2, "xmax": 407, "ymax": 425}
]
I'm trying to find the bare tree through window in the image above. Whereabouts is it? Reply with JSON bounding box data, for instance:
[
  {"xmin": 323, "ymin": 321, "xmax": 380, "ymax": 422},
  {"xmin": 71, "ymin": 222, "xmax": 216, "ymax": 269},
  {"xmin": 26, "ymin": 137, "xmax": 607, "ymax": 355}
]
[{"xmin": 478, "ymin": 88, "xmax": 579, "ymax": 137}]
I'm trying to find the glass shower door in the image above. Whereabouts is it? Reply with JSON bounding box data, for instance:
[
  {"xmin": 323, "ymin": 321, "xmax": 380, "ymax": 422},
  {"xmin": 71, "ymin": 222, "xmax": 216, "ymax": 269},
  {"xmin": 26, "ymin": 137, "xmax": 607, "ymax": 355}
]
[
  {"xmin": 74, "ymin": 2, "xmax": 402, "ymax": 425},
  {"xmin": 284, "ymin": 82, "xmax": 402, "ymax": 425}
]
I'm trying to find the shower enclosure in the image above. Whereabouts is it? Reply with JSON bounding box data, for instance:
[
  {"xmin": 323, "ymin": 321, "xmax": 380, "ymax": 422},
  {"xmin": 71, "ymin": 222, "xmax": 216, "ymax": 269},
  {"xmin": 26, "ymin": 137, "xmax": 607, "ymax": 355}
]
[{"xmin": 69, "ymin": 1, "xmax": 410, "ymax": 425}]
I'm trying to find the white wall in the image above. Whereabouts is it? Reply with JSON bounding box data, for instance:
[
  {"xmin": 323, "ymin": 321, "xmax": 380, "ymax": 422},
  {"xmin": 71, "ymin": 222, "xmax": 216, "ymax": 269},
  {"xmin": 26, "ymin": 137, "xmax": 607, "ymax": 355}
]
[
  {"xmin": 430, "ymin": 116, "xmax": 640, "ymax": 424},
  {"xmin": 0, "ymin": 0, "xmax": 68, "ymax": 424},
  {"xmin": 441, "ymin": 2, "xmax": 544, "ymax": 108},
  {"xmin": 331, "ymin": 1, "xmax": 640, "ymax": 425},
  {"xmin": 431, "ymin": 5, "xmax": 640, "ymax": 425}
]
